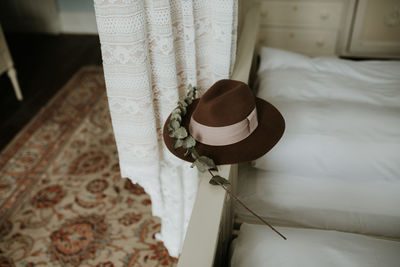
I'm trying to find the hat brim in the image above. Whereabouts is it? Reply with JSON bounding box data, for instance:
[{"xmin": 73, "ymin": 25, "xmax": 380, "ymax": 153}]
[{"xmin": 163, "ymin": 98, "xmax": 285, "ymax": 165}]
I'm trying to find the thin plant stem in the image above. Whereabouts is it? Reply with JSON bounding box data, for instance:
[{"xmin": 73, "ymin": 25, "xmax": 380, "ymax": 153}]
[{"xmin": 208, "ymin": 169, "xmax": 287, "ymax": 240}]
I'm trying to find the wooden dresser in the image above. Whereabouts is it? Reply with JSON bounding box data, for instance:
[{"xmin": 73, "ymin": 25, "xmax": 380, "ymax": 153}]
[
  {"xmin": 346, "ymin": 0, "xmax": 400, "ymax": 58},
  {"xmin": 241, "ymin": 0, "xmax": 400, "ymax": 58},
  {"xmin": 256, "ymin": 0, "xmax": 354, "ymax": 56}
]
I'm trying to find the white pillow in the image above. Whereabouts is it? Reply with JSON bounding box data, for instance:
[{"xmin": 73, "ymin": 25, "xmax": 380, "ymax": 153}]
[
  {"xmin": 255, "ymin": 133, "xmax": 400, "ymax": 181},
  {"xmin": 231, "ymin": 224, "xmax": 400, "ymax": 267},
  {"xmin": 253, "ymin": 99, "xmax": 400, "ymax": 181},
  {"xmin": 258, "ymin": 47, "xmax": 312, "ymax": 72},
  {"xmin": 259, "ymin": 47, "xmax": 400, "ymax": 79},
  {"xmin": 257, "ymin": 68, "xmax": 400, "ymax": 107},
  {"xmin": 269, "ymin": 100, "xmax": 400, "ymax": 142}
]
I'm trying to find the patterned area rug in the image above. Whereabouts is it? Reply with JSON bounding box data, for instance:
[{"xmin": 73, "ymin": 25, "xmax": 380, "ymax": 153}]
[{"xmin": 0, "ymin": 66, "xmax": 178, "ymax": 266}]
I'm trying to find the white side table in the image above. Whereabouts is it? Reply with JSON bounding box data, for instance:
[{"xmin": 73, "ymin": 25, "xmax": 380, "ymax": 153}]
[{"xmin": 0, "ymin": 24, "xmax": 23, "ymax": 101}]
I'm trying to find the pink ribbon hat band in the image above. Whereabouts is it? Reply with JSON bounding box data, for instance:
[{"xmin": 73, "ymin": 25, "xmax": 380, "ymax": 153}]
[{"xmin": 189, "ymin": 107, "xmax": 258, "ymax": 146}]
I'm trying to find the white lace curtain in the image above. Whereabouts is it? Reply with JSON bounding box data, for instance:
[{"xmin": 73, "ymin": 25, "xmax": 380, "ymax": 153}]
[{"xmin": 94, "ymin": 0, "xmax": 237, "ymax": 256}]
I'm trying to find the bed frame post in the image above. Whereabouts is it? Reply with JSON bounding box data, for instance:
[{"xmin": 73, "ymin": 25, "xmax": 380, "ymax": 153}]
[{"xmin": 177, "ymin": 4, "xmax": 261, "ymax": 267}]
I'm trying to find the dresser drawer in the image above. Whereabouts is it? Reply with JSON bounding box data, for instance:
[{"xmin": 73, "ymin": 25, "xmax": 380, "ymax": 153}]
[
  {"xmin": 259, "ymin": 27, "xmax": 338, "ymax": 56},
  {"xmin": 349, "ymin": 0, "xmax": 400, "ymax": 57},
  {"xmin": 260, "ymin": 0, "xmax": 344, "ymax": 30}
]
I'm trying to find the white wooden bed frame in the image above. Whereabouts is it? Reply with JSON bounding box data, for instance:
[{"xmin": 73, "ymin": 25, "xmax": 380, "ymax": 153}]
[
  {"xmin": 177, "ymin": 4, "xmax": 261, "ymax": 267},
  {"xmin": 178, "ymin": 2, "xmax": 400, "ymax": 265}
]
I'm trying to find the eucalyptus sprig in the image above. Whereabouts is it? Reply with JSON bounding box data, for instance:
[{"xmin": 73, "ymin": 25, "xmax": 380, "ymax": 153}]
[
  {"xmin": 167, "ymin": 85, "xmax": 287, "ymax": 240},
  {"xmin": 167, "ymin": 85, "xmax": 229, "ymax": 186}
]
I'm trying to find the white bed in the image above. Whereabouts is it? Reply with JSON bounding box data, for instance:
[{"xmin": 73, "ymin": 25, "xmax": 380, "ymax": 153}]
[
  {"xmin": 236, "ymin": 162, "xmax": 400, "ymax": 237},
  {"xmin": 235, "ymin": 47, "xmax": 400, "ymax": 236},
  {"xmin": 231, "ymin": 224, "xmax": 400, "ymax": 267},
  {"xmin": 177, "ymin": 5, "xmax": 400, "ymax": 266},
  {"xmin": 231, "ymin": 48, "xmax": 400, "ymax": 266}
]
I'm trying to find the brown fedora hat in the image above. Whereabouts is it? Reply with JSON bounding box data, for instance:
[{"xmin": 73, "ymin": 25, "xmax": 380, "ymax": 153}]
[{"xmin": 163, "ymin": 79, "xmax": 285, "ymax": 165}]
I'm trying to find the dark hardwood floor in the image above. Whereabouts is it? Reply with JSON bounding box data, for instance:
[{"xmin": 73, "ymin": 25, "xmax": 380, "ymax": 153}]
[{"xmin": 0, "ymin": 34, "xmax": 102, "ymax": 150}]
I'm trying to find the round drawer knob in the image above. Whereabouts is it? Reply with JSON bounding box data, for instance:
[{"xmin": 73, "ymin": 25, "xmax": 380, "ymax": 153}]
[
  {"xmin": 293, "ymin": 5, "xmax": 298, "ymax": 11},
  {"xmin": 385, "ymin": 8, "xmax": 400, "ymax": 27},
  {"xmin": 320, "ymin": 12, "xmax": 330, "ymax": 20},
  {"xmin": 316, "ymin": 40, "xmax": 325, "ymax": 47},
  {"xmin": 289, "ymin": 32, "xmax": 295, "ymax": 38},
  {"xmin": 261, "ymin": 10, "xmax": 267, "ymax": 17}
]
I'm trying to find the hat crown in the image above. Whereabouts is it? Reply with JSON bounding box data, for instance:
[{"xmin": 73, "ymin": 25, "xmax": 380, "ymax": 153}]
[{"xmin": 192, "ymin": 80, "xmax": 256, "ymax": 127}]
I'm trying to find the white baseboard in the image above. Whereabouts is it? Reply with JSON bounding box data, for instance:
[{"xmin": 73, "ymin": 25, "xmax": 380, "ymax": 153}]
[{"xmin": 59, "ymin": 12, "xmax": 98, "ymax": 34}]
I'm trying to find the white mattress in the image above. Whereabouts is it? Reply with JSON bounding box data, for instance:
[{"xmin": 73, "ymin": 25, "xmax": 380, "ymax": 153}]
[
  {"xmin": 231, "ymin": 224, "xmax": 400, "ymax": 267},
  {"xmin": 235, "ymin": 48, "xmax": 400, "ymax": 237},
  {"xmin": 236, "ymin": 163, "xmax": 400, "ymax": 237}
]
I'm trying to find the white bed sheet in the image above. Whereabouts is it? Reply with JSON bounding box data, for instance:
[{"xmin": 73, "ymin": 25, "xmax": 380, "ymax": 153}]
[
  {"xmin": 236, "ymin": 163, "xmax": 400, "ymax": 237},
  {"xmin": 231, "ymin": 224, "xmax": 400, "ymax": 267},
  {"xmin": 240, "ymin": 48, "xmax": 400, "ymax": 237}
]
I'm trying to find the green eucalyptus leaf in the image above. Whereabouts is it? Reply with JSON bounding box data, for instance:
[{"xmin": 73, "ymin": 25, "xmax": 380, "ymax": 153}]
[
  {"xmin": 172, "ymin": 108, "xmax": 181, "ymax": 114},
  {"xmin": 171, "ymin": 113, "xmax": 182, "ymax": 122},
  {"xmin": 178, "ymin": 100, "xmax": 188, "ymax": 108},
  {"xmin": 183, "ymin": 136, "xmax": 196, "ymax": 148},
  {"xmin": 191, "ymin": 149, "xmax": 200, "ymax": 159},
  {"xmin": 170, "ymin": 120, "xmax": 180, "ymax": 130},
  {"xmin": 187, "ymin": 86, "xmax": 195, "ymax": 98},
  {"xmin": 209, "ymin": 175, "xmax": 231, "ymax": 186},
  {"xmin": 167, "ymin": 124, "xmax": 174, "ymax": 132},
  {"xmin": 180, "ymin": 106, "xmax": 187, "ymax": 115},
  {"xmin": 187, "ymin": 91, "xmax": 194, "ymax": 99},
  {"xmin": 174, "ymin": 127, "xmax": 188, "ymax": 139},
  {"xmin": 184, "ymin": 97, "xmax": 193, "ymax": 105},
  {"xmin": 193, "ymin": 159, "xmax": 208, "ymax": 172},
  {"xmin": 197, "ymin": 156, "xmax": 216, "ymax": 169},
  {"xmin": 184, "ymin": 148, "xmax": 192, "ymax": 157},
  {"xmin": 174, "ymin": 139, "xmax": 184, "ymax": 150}
]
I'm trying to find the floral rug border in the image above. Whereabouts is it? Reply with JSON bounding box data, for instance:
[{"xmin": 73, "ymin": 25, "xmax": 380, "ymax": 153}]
[{"xmin": 0, "ymin": 66, "xmax": 105, "ymax": 224}]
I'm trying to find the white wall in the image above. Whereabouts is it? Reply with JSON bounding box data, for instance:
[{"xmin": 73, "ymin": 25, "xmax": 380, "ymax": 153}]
[
  {"xmin": 0, "ymin": 0, "xmax": 97, "ymax": 34},
  {"xmin": 57, "ymin": 0, "xmax": 98, "ymax": 34}
]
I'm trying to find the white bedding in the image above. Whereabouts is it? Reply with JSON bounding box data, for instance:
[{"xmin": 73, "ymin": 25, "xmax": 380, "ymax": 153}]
[
  {"xmin": 231, "ymin": 224, "xmax": 400, "ymax": 267},
  {"xmin": 255, "ymin": 48, "xmax": 400, "ymax": 181},
  {"xmin": 257, "ymin": 48, "xmax": 400, "ymax": 107},
  {"xmin": 254, "ymin": 100, "xmax": 400, "ymax": 181},
  {"xmin": 236, "ymin": 48, "xmax": 400, "ymax": 237},
  {"xmin": 236, "ymin": 163, "xmax": 400, "ymax": 237}
]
